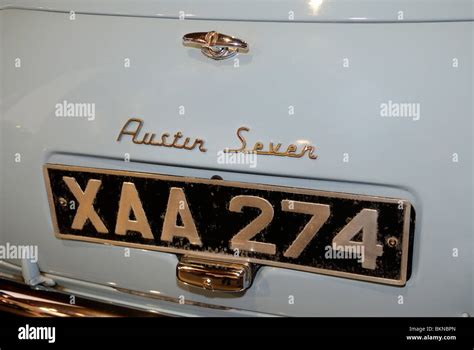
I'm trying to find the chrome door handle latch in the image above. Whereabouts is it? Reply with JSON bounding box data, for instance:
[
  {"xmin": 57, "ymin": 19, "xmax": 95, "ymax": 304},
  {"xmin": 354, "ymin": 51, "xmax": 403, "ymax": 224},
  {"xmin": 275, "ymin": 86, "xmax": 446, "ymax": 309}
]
[
  {"xmin": 177, "ymin": 256, "xmax": 255, "ymax": 292},
  {"xmin": 182, "ymin": 31, "xmax": 249, "ymax": 60}
]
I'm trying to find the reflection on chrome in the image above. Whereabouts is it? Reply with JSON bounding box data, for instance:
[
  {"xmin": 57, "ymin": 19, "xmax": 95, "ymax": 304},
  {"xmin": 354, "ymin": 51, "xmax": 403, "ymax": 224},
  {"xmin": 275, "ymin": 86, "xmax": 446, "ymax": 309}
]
[{"xmin": 0, "ymin": 279, "xmax": 154, "ymax": 317}]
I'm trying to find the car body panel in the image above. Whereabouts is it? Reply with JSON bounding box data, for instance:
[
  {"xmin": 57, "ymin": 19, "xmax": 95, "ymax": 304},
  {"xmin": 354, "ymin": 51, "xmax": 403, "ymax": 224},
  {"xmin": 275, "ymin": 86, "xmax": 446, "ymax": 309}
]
[{"xmin": 0, "ymin": 6, "xmax": 472, "ymax": 316}]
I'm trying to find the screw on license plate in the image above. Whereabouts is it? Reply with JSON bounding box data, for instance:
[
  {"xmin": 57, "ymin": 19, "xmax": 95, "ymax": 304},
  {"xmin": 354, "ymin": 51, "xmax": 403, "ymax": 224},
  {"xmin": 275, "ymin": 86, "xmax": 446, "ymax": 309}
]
[
  {"xmin": 59, "ymin": 197, "xmax": 68, "ymax": 207},
  {"xmin": 386, "ymin": 237, "xmax": 398, "ymax": 248}
]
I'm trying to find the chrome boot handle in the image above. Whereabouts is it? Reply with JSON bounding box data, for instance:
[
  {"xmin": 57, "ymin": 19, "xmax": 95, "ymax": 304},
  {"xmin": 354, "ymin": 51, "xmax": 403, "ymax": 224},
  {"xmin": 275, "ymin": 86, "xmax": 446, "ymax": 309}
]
[
  {"xmin": 177, "ymin": 256, "xmax": 254, "ymax": 292},
  {"xmin": 182, "ymin": 31, "xmax": 249, "ymax": 60}
]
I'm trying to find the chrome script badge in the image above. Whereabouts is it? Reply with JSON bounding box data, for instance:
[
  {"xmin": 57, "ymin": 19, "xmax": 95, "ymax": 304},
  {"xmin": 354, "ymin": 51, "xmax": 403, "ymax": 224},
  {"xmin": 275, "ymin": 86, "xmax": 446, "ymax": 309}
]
[{"xmin": 117, "ymin": 118, "xmax": 207, "ymax": 153}]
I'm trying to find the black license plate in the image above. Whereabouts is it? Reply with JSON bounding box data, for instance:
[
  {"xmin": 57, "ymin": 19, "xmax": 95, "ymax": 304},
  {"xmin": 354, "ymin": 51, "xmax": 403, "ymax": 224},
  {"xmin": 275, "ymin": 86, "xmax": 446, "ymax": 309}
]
[{"xmin": 44, "ymin": 164, "xmax": 414, "ymax": 285}]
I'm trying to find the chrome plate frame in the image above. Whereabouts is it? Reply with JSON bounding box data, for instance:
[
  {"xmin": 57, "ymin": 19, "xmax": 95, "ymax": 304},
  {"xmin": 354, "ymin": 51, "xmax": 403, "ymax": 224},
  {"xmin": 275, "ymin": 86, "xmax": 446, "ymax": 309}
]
[{"xmin": 44, "ymin": 164, "xmax": 414, "ymax": 286}]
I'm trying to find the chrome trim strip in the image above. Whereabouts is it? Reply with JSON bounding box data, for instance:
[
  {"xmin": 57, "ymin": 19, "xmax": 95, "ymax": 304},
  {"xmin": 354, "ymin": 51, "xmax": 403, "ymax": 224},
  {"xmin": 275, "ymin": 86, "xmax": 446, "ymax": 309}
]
[
  {"xmin": 0, "ymin": 278, "xmax": 158, "ymax": 317},
  {"xmin": 1, "ymin": 4, "xmax": 473, "ymax": 23}
]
